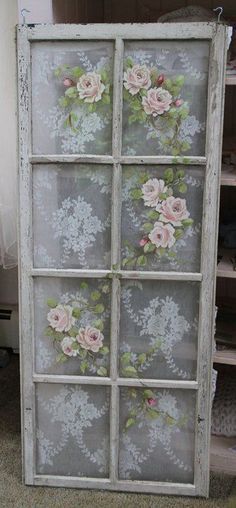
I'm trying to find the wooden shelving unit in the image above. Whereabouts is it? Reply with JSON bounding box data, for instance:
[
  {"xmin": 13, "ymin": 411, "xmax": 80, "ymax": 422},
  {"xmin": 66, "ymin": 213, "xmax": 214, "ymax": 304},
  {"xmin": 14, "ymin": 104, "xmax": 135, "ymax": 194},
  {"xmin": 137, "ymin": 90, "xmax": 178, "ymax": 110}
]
[
  {"xmin": 221, "ymin": 164, "xmax": 236, "ymax": 186},
  {"xmin": 217, "ymin": 253, "xmax": 236, "ymax": 278},
  {"xmin": 211, "ymin": 435, "xmax": 236, "ymax": 475}
]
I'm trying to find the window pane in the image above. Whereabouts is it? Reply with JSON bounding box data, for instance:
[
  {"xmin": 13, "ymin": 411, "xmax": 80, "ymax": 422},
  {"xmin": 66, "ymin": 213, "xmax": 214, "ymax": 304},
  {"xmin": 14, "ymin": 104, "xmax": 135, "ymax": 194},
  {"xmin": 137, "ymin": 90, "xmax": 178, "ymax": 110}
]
[
  {"xmin": 119, "ymin": 388, "xmax": 195, "ymax": 482},
  {"xmin": 121, "ymin": 165, "xmax": 204, "ymax": 272},
  {"xmin": 36, "ymin": 383, "xmax": 110, "ymax": 477},
  {"xmin": 122, "ymin": 40, "xmax": 209, "ymax": 156},
  {"xmin": 34, "ymin": 277, "xmax": 111, "ymax": 377},
  {"xmin": 119, "ymin": 280, "xmax": 199, "ymax": 380},
  {"xmin": 32, "ymin": 41, "xmax": 113, "ymax": 155},
  {"xmin": 33, "ymin": 164, "xmax": 112, "ymax": 269}
]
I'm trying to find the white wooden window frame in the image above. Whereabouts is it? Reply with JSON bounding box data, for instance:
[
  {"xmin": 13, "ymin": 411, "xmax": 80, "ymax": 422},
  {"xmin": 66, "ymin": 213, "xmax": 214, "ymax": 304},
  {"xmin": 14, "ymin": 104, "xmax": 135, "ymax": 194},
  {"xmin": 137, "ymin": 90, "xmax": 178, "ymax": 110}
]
[{"xmin": 17, "ymin": 22, "xmax": 228, "ymax": 497}]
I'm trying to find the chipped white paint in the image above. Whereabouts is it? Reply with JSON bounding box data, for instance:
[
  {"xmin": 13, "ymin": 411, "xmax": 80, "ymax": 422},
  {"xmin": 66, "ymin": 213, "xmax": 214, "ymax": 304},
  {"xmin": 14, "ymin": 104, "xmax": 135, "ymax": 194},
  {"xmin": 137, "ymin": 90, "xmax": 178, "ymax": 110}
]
[{"xmin": 17, "ymin": 22, "xmax": 229, "ymax": 496}]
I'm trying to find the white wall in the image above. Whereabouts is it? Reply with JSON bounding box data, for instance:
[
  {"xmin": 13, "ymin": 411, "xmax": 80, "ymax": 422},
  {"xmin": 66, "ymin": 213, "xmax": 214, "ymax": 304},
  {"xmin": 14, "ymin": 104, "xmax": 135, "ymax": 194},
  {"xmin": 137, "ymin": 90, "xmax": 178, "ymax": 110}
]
[{"xmin": 17, "ymin": 0, "xmax": 53, "ymax": 24}]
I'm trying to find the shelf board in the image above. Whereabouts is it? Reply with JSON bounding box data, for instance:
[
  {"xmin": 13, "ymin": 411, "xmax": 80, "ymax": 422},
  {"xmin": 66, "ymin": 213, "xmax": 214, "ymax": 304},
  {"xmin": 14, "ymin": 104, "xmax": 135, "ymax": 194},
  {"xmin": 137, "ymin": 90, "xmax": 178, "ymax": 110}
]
[
  {"xmin": 211, "ymin": 435, "xmax": 236, "ymax": 475},
  {"xmin": 226, "ymin": 75, "xmax": 236, "ymax": 85},
  {"xmin": 217, "ymin": 254, "xmax": 236, "ymax": 279},
  {"xmin": 213, "ymin": 348, "xmax": 236, "ymax": 365},
  {"xmin": 221, "ymin": 165, "xmax": 236, "ymax": 186}
]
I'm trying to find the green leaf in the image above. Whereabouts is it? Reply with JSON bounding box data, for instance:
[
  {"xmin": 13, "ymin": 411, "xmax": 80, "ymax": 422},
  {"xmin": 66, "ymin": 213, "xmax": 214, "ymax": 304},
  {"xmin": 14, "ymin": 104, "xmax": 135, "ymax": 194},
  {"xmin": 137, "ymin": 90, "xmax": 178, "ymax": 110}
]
[
  {"xmin": 138, "ymin": 353, "xmax": 146, "ymax": 364},
  {"xmin": 93, "ymin": 319, "xmax": 104, "ymax": 332},
  {"xmin": 68, "ymin": 326, "xmax": 79, "ymax": 338},
  {"xmin": 97, "ymin": 366, "xmax": 108, "ymax": 377},
  {"xmin": 72, "ymin": 308, "xmax": 81, "ymax": 319},
  {"xmin": 130, "ymin": 188, "xmax": 143, "ymax": 200},
  {"xmin": 44, "ymin": 326, "xmax": 55, "ymax": 337},
  {"xmin": 146, "ymin": 409, "xmax": 159, "ymax": 419},
  {"xmin": 178, "ymin": 182, "xmax": 187, "ymax": 194},
  {"xmin": 58, "ymin": 96, "xmax": 70, "ymax": 108},
  {"xmin": 144, "ymin": 242, "xmax": 156, "ymax": 254},
  {"xmin": 88, "ymin": 103, "xmax": 96, "ymax": 113},
  {"xmin": 181, "ymin": 140, "xmax": 190, "ymax": 152},
  {"xmin": 80, "ymin": 282, "xmax": 88, "ymax": 290},
  {"xmin": 147, "ymin": 210, "xmax": 159, "ymax": 220},
  {"xmin": 137, "ymin": 255, "xmax": 147, "ymax": 266},
  {"xmin": 143, "ymin": 389, "xmax": 155, "ymax": 399},
  {"xmin": 101, "ymin": 284, "xmax": 110, "ymax": 294},
  {"xmin": 174, "ymin": 75, "xmax": 185, "ymax": 87},
  {"xmin": 71, "ymin": 341, "xmax": 79, "ymax": 350},
  {"xmin": 176, "ymin": 169, "xmax": 185, "ymax": 179},
  {"xmin": 166, "ymin": 415, "xmax": 176, "ymax": 426},
  {"xmin": 156, "ymin": 247, "xmax": 166, "ymax": 256},
  {"xmin": 102, "ymin": 93, "xmax": 110, "ymax": 104},
  {"xmin": 56, "ymin": 353, "xmax": 68, "ymax": 363},
  {"xmin": 174, "ymin": 229, "xmax": 184, "ymax": 240},
  {"xmin": 121, "ymin": 352, "xmax": 132, "ymax": 365},
  {"xmin": 125, "ymin": 417, "xmax": 136, "ymax": 429},
  {"xmin": 94, "ymin": 303, "xmax": 105, "ymax": 314},
  {"xmin": 125, "ymin": 57, "xmax": 133, "ymax": 68},
  {"xmin": 182, "ymin": 218, "xmax": 193, "ymax": 227},
  {"xmin": 164, "ymin": 168, "xmax": 174, "ymax": 182},
  {"xmin": 100, "ymin": 346, "xmax": 109, "ymax": 355},
  {"xmin": 112, "ymin": 263, "xmax": 119, "ymax": 271},
  {"xmin": 47, "ymin": 298, "xmax": 58, "ymax": 308},
  {"xmin": 65, "ymin": 86, "xmax": 77, "ymax": 98},
  {"xmin": 71, "ymin": 66, "xmax": 84, "ymax": 78},
  {"xmin": 80, "ymin": 360, "xmax": 88, "ymax": 374},
  {"xmin": 139, "ymin": 173, "xmax": 149, "ymax": 184},
  {"xmin": 130, "ymin": 388, "xmax": 137, "ymax": 398},
  {"xmin": 143, "ymin": 222, "xmax": 153, "ymax": 233},
  {"xmin": 122, "ymin": 365, "xmax": 137, "ymax": 377},
  {"xmin": 91, "ymin": 291, "xmax": 101, "ymax": 301}
]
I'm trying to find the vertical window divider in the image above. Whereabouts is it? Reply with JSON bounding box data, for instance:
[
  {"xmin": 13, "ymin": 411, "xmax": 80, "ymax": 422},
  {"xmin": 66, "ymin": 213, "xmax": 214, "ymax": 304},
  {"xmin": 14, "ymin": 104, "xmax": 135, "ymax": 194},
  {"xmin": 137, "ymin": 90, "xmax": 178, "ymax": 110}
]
[{"xmin": 109, "ymin": 37, "xmax": 124, "ymax": 483}]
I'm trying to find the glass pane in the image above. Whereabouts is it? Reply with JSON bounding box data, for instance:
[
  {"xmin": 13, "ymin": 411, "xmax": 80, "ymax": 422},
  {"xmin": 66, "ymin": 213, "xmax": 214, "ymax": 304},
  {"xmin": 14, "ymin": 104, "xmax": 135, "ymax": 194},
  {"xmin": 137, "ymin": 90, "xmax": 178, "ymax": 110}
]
[
  {"xmin": 33, "ymin": 164, "xmax": 112, "ymax": 269},
  {"xmin": 119, "ymin": 388, "xmax": 195, "ymax": 482},
  {"xmin": 36, "ymin": 384, "xmax": 110, "ymax": 477},
  {"xmin": 119, "ymin": 280, "xmax": 199, "ymax": 380},
  {"xmin": 121, "ymin": 165, "xmax": 203, "ymax": 272},
  {"xmin": 32, "ymin": 41, "xmax": 113, "ymax": 155},
  {"xmin": 34, "ymin": 277, "xmax": 111, "ymax": 376},
  {"xmin": 122, "ymin": 41, "xmax": 209, "ymax": 156}
]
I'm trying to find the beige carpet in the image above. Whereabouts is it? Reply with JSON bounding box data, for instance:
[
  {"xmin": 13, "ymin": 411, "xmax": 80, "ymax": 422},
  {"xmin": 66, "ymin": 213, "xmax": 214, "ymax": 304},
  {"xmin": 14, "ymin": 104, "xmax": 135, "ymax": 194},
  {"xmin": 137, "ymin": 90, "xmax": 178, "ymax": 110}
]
[{"xmin": 0, "ymin": 355, "xmax": 235, "ymax": 508}]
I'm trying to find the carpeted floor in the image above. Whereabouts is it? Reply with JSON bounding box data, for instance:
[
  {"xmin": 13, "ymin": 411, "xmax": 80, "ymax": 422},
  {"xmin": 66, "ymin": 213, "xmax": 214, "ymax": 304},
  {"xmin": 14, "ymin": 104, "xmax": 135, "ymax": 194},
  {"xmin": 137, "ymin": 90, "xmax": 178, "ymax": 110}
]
[{"xmin": 0, "ymin": 354, "xmax": 235, "ymax": 508}]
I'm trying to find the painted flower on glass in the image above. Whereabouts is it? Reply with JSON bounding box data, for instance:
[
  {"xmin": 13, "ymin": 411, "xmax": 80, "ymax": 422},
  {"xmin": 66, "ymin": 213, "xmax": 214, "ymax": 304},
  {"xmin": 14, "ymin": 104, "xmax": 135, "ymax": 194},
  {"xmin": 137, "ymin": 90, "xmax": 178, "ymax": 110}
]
[
  {"xmin": 157, "ymin": 196, "xmax": 190, "ymax": 226},
  {"xmin": 142, "ymin": 87, "xmax": 172, "ymax": 116},
  {"xmin": 123, "ymin": 64, "xmax": 151, "ymax": 96},
  {"xmin": 123, "ymin": 167, "xmax": 193, "ymax": 268},
  {"xmin": 142, "ymin": 178, "xmax": 167, "ymax": 208},
  {"xmin": 123, "ymin": 58, "xmax": 191, "ymax": 156},
  {"xmin": 77, "ymin": 326, "xmax": 104, "ymax": 352},
  {"xmin": 45, "ymin": 281, "xmax": 110, "ymax": 376},
  {"xmin": 148, "ymin": 222, "xmax": 176, "ymax": 249},
  {"xmin": 77, "ymin": 72, "xmax": 105, "ymax": 103},
  {"xmin": 47, "ymin": 304, "xmax": 75, "ymax": 333}
]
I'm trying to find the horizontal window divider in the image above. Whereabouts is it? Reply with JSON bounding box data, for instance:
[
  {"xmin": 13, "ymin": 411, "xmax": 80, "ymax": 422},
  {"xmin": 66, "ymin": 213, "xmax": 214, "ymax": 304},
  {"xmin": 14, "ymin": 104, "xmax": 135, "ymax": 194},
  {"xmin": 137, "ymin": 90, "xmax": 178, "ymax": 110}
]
[
  {"xmin": 29, "ymin": 155, "xmax": 114, "ymax": 164},
  {"xmin": 33, "ymin": 374, "xmax": 198, "ymax": 390},
  {"xmin": 29, "ymin": 155, "xmax": 206, "ymax": 166},
  {"xmin": 25, "ymin": 22, "xmax": 215, "ymax": 41},
  {"xmin": 120, "ymin": 271, "xmax": 202, "ymax": 281},
  {"xmin": 33, "ymin": 475, "xmax": 196, "ymax": 495},
  {"xmin": 31, "ymin": 269, "xmax": 112, "ymax": 278}
]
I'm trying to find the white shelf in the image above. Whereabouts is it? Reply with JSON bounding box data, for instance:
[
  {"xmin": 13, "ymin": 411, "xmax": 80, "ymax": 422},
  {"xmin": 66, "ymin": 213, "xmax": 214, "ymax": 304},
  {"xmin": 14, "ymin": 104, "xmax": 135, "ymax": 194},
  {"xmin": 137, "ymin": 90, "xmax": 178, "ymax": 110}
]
[
  {"xmin": 213, "ymin": 348, "xmax": 236, "ymax": 365},
  {"xmin": 211, "ymin": 435, "xmax": 236, "ymax": 475},
  {"xmin": 217, "ymin": 253, "xmax": 236, "ymax": 279},
  {"xmin": 221, "ymin": 165, "xmax": 236, "ymax": 186},
  {"xmin": 226, "ymin": 75, "xmax": 236, "ymax": 85}
]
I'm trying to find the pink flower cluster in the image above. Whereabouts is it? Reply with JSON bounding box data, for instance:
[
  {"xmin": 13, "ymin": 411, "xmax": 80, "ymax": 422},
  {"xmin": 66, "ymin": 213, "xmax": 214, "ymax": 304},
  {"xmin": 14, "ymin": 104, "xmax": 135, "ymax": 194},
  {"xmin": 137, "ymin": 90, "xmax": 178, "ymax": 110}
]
[
  {"xmin": 124, "ymin": 64, "xmax": 183, "ymax": 117},
  {"xmin": 140, "ymin": 178, "xmax": 190, "ymax": 250},
  {"xmin": 47, "ymin": 305, "xmax": 104, "ymax": 357}
]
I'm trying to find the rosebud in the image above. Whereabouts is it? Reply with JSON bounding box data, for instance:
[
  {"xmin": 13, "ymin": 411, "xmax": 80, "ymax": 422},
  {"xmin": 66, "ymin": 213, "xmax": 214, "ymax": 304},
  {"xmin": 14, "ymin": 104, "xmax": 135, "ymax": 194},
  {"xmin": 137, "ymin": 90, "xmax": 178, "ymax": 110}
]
[
  {"xmin": 63, "ymin": 78, "xmax": 75, "ymax": 87},
  {"xmin": 139, "ymin": 237, "xmax": 149, "ymax": 247},
  {"xmin": 175, "ymin": 99, "xmax": 184, "ymax": 107},
  {"xmin": 157, "ymin": 74, "xmax": 164, "ymax": 85},
  {"xmin": 147, "ymin": 398, "xmax": 156, "ymax": 407}
]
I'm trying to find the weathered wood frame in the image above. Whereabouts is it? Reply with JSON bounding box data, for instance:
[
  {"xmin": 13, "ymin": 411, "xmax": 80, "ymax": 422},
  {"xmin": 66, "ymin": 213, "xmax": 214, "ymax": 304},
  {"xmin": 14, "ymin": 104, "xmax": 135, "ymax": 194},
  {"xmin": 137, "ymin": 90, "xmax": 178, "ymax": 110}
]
[{"xmin": 17, "ymin": 22, "xmax": 228, "ymax": 497}]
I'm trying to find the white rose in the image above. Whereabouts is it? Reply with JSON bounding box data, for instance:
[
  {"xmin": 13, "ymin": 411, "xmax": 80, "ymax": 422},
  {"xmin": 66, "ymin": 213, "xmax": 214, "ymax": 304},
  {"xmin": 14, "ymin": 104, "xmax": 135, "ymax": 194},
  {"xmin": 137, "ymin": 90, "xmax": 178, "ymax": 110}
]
[
  {"xmin": 77, "ymin": 72, "xmax": 105, "ymax": 103},
  {"xmin": 149, "ymin": 221, "xmax": 176, "ymax": 249},
  {"xmin": 142, "ymin": 87, "xmax": 172, "ymax": 116},
  {"xmin": 61, "ymin": 336, "xmax": 77, "ymax": 357},
  {"xmin": 47, "ymin": 305, "xmax": 75, "ymax": 333},
  {"xmin": 157, "ymin": 196, "xmax": 190, "ymax": 226},
  {"xmin": 124, "ymin": 65, "xmax": 151, "ymax": 96},
  {"xmin": 142, "ymin": 178, "xmax": 167, "ymax": 208},
  {"xmin": 77, "ymin": 326, "xmax": 104, "ymax": 353}
]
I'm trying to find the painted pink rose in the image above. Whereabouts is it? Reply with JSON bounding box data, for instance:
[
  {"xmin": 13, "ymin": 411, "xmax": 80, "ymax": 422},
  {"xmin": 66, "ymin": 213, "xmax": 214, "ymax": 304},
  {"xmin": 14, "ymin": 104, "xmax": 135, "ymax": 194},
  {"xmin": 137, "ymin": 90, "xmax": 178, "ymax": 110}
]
[
  {"xmin": 142, "ymin": 178, "xmax": 167, "ymax": 208},
  {"xmin": 124, "ymin": 65, "xmax": 151, "ymax": 96},
  {"xmin": 149, "ymin": 221, "xmax": 176, "ymax": 249},
  {"xmin": 142, "ymin": 87, "xmax": 172, "ymax": 116},
  {"xmin": 77, "ymin": 326, "xmax": 104, "ymax": 353},
  {"xmin": 77, "ymin": 72, "xmax": 105, "ymax": 103},
  {"xmin": 63, "ymin": 78, "xmax": 75, "ymax": 87},
  {"xmin": 175, "ymin": 99, "xmax": 183, "ymax": 107},
  {"xmin": 61, "ymin": 336, "xmax": 77, "ymax": 357},
  {"xmin": 147, "ymin": 397, "xmax": 157, "ymax": 407},
  {"xmin": 157, "ymin": 196, "xmax": 190, "ymax": 226},
  {"xmin": 139, "ymin": 237, "xmax": 149, "ymax": 247},
  {"xmin": 47, "ymin": 304, "xmax": 75, "ymax": 333}
]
